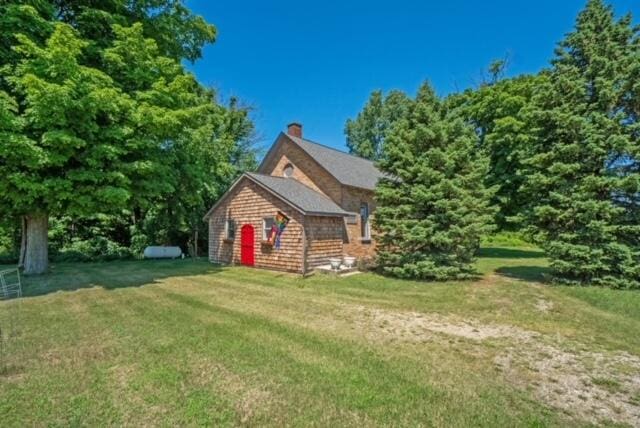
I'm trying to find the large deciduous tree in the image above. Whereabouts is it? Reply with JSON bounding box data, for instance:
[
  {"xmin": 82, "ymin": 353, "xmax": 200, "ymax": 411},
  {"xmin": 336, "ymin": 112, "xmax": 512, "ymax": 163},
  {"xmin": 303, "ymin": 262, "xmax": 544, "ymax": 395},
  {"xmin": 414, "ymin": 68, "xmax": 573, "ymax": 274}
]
[
  {"xmin": 460, "ymin": 73, "xmax": 545, "ymax": 229},
  {"xmin": 375, "ymin": 83, "xmax": 496, "ymax": 280},
  {"xmin": 51, "ymin": 0, "xmax": 216, "ymax": 62},
  {"xmin": 522, "ymin": 0, "xmax": 640, "ymax": 288},
  {"xmin": 344, "ymin": 90, "xmax": 410, "ymax": 160},
  {"xmin": 135, "ymin": 96, "xmax": 256, "ymax": 258},
  {"xmin": 1, "ymin": 21, "xmax": 216, "ymax": 274},
  {"xmin": 0, "ymin": 1, "xmax": 227, "ymax": 273}
]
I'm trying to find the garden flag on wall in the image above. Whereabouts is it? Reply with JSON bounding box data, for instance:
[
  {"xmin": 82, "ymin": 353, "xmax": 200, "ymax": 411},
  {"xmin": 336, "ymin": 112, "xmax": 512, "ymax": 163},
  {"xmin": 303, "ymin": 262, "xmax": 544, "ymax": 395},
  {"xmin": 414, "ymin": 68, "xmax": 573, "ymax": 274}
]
[{"xmin": 268, "ymin": 211, "xmax": 289, "ymax": 249}]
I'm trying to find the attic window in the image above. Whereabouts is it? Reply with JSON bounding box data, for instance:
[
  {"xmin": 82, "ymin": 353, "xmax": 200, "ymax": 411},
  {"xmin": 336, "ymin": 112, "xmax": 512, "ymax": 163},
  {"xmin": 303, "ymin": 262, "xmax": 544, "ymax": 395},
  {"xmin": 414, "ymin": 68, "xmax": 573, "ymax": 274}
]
[{"xmin": 283, "ymin": 163, "xmax": 294, "ymax": 178}]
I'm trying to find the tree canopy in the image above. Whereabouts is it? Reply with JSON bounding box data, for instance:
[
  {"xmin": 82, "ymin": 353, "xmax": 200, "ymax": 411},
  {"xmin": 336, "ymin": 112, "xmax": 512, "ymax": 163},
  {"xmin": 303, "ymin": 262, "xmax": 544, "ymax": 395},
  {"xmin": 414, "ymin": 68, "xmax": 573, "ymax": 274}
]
[
  {"xmin": 0, "ymin": 1, "xmax": 254, "ymax": 273},
  {"xmin": 459, "ymin": 73, "xmax": 546, "ymax": 229},
  {"xmin": 520, "ymin": 0, "xmax": 640, "ymax": 288},
  {"xmin": 375, "ymin": 83, "xmax": 496, "ymax": 280},
  {"xmin": 344, "ymin": 90, "xmax": 410, "ymax": 160},
  {"xmin": 347, "ymin": 0, "xmax": 639, "ymax": 288}
]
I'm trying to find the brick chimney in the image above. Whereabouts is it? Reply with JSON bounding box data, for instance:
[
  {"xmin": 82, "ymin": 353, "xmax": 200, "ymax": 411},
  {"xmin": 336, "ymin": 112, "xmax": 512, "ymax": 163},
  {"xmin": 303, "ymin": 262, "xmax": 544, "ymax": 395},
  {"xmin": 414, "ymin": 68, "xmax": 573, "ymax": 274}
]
[{"xmin": 287, "ymin": 122, "xmax": 302, "ymax": 139}]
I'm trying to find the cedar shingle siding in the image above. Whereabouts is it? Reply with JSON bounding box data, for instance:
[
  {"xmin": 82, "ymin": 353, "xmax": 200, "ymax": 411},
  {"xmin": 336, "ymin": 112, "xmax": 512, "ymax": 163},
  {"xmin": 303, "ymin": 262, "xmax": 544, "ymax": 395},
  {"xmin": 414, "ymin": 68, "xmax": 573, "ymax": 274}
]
[
  {"xmin": 208, "ymin": 178, "xmax": 305, "ymax": 273},
  {"xmin": 206, "ymin": 126, "xmax": 381, "ymax": 273},
  {"xmin": 305, "ymin": 216, "xmax": 344, "ymax": 269}
]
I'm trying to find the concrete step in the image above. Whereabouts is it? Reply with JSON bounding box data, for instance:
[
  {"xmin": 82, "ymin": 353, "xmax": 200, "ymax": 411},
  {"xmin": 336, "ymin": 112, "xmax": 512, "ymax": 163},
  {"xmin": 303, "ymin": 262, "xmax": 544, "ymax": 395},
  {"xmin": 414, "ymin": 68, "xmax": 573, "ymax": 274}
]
[{"xmin": 314, "ymin": 264, "xmax": 359, "ymax": 276}]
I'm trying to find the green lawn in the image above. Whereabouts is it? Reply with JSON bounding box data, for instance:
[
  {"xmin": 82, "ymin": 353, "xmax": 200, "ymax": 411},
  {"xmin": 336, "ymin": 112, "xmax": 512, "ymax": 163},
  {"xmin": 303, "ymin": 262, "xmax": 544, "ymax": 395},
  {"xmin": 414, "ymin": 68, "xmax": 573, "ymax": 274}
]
[{"xmin": 1, "ymin": 248, "xmax": 639, "ymax": 427}]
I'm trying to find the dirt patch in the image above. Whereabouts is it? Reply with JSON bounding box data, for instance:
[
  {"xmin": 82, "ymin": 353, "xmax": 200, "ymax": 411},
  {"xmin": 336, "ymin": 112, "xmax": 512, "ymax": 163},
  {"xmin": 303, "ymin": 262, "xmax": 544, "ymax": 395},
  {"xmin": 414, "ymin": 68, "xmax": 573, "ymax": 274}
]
[
  {"xmin": 347, "ymin": 304, "xmax": 640, "ymax": 426},
  {"xmin": 495, "ymin": 341, "xmax": 640, "ymax": 426},
  {"xmin": 534, "ymin": 298, "xmax": 554, "ymax": 312},
  {"xmin": 475, "ymin": 273, "xmax": 504, "ymax": 287},
  {"xmin": 347, "ymin": 305, "xmax": 536, "ymax": 343},
  {"xmin": 236, "ymin": 387, "xmax": 271, "ymax": 424}
]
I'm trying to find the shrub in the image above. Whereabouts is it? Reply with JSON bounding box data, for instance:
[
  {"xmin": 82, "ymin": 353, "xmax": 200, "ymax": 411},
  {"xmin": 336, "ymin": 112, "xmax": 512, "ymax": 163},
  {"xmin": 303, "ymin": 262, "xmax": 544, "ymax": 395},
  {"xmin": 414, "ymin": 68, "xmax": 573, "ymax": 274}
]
[
  {"xmin": 0, "ymin": 252, "xmax": 18, "ymax": 265},
  {"xmin": 52, "ymin": 237, "xmax": 134, "ymax": 262}
]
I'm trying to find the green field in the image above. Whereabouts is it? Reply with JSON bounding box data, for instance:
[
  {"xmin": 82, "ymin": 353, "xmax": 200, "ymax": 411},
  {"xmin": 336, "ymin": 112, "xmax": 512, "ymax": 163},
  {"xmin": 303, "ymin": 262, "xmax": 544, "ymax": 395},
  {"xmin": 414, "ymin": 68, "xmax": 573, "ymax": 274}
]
[{"xmin": 1, "ymin": 247, "xmax": 639, "ymax": 426}]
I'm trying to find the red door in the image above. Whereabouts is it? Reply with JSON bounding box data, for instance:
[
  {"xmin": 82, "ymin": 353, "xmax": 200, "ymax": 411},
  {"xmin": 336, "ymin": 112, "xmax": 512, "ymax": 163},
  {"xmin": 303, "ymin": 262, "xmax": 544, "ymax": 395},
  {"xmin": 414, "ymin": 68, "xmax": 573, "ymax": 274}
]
[{"xmin": 240, "ymin": 224, "xmax": 255, "ymax": 266}]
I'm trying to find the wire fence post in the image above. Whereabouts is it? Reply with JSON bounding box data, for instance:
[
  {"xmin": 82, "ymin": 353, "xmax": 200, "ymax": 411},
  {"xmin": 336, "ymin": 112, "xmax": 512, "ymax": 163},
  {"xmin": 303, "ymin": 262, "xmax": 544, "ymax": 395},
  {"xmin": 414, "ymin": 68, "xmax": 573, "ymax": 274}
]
[{"xmin": 0, "ymin": 268, "xmax": 23, "ymax": 374}]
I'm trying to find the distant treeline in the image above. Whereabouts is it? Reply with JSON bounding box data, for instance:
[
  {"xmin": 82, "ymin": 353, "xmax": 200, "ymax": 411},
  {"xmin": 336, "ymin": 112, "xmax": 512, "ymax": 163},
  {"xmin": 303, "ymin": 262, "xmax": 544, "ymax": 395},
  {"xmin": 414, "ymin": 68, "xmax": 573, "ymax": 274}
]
[{"xmin": 345, "ymin": 0, "xmax": 639, "ymax": 288}]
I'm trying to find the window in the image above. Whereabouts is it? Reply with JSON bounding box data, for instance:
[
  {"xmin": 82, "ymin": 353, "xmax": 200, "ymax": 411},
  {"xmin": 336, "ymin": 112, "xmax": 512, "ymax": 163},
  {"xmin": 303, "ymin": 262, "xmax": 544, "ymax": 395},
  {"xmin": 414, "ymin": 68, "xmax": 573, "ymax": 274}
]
[
  {"xmin": 283, "ymin": 163, "xmax": 294, "ymax": 178},
  {"xmin": 263, "ymin": 217, "xmax": 275, "ymax": 241},
  {"xmin": 360, "ymin": 202, "xmax": 371, "ymax": 241},
  {"xmin": 225, "ymin": 219, "xmax": 236, "ymax": 240}
]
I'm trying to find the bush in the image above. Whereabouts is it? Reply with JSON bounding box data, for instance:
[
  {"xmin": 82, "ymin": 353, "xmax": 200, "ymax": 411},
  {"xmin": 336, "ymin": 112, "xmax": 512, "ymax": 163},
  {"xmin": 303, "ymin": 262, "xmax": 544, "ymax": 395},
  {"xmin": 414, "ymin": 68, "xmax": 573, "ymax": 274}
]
[
  {"xmin": 357, "ymin": 257, "xmax": 377, "ymax": 272},
  {"xmin": 0, "ymin": 252, "xmax": 18, "ymax": 265},
  {"xmin": 52, "ymin": 237, "xmax": 134, "ymax": 262}
]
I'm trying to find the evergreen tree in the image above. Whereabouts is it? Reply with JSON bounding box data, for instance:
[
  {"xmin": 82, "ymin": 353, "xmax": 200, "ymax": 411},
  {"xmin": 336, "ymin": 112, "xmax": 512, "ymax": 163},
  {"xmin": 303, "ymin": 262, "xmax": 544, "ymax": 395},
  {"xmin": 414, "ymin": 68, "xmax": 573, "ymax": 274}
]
[
  {"xmin": 375, "ymin": 82, "xmax": 496, "ymax": 280},
  {"xmin": 345, "ymin": 90, "xmax": 410, "ymax": 160},
  {"xmin": 522, "ymin": 0, "xmax": 640, "ymax": 288}
]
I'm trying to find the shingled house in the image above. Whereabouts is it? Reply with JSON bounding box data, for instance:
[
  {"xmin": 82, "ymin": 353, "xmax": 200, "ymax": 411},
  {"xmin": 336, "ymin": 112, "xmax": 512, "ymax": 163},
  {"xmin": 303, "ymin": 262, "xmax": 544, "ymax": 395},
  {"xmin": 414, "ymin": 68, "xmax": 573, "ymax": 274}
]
[{"xmin": 204, "ymin": 123, "xmax": 383, "ymax": 274}]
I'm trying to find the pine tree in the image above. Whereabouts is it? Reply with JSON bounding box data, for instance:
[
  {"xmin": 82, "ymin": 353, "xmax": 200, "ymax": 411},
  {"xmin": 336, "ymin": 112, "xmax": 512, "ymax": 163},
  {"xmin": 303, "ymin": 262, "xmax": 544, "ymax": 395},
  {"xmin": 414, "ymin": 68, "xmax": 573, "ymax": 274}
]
[
  {"xmin": 522, "ymin": 0, "xmax": 640, "ymax": 288},
  {"xmin": 375, "ymin": 82, "xmax": 496, "ymax": 280}
]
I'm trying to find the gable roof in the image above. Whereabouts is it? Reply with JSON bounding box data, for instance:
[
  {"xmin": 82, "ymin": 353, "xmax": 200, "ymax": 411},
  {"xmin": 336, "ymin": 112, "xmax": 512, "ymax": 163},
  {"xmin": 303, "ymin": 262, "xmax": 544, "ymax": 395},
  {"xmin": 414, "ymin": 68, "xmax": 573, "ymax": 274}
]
[
  {"xmin": 204, "ymin": 172, "xmax": 350, "ymax": 220},
  {"xmin": 260, "ymin": 132, "xmax": 384, "ymax": 191}
]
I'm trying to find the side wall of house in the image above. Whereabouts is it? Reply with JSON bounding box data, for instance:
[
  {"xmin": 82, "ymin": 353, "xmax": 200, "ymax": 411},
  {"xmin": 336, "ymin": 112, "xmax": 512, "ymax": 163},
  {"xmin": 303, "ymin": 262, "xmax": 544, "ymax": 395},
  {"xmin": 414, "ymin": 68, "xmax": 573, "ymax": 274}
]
[
  {"xmin": 259, "ymin": 135, "xmax": 378, "ymax": 263},
  {"xmin": 260, "ymin": 139, "xmax": 343, "ymax": 203},
  {"xmin": 208, "ymin": 178, "xmax": 305, "ymax": 273},
  {"xmin": 341, "ymin": 185, "xmax": 377, "ymax": 259},
  {"xmin": 304, "ymin": 216, "xmax": 344, "ymax": 270}
]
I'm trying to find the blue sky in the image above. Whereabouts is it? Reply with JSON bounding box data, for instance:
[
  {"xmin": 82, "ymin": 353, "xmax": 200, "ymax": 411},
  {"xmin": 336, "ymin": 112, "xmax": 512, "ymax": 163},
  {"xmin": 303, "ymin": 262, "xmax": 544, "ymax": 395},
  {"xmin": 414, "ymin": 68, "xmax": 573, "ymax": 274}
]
[{"xmin": 186, "ymin": 0, "xmax": 638, "ymax": 153}]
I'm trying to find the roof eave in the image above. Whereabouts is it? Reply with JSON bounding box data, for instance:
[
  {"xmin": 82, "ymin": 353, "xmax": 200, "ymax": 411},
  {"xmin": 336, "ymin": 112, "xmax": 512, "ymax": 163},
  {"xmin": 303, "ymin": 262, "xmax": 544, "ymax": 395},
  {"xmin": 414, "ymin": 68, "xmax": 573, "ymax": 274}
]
[
  {"xmin": 304, "ymin": 211, "xmax": 350, "ymax": 217},
  {"xmin": 342, "ymin": 182, "xmax": 377, "ymax": 192},
  {"xmin": 204, "ymin": 173, "xmax": 351, "ymax": 220},
  {"xmin": 247, "ymin": 174, "xmax": 351, "ymax": 217},
  {"xmin": 257, "ymin": 132, "xmax": 288, "ymax": 174}
]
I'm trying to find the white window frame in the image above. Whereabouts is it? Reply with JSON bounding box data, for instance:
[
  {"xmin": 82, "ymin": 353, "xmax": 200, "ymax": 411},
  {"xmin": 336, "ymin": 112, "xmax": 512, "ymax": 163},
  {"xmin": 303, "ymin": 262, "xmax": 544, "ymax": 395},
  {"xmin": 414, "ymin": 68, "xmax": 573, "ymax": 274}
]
[
  {"xmin": 262, "ymin": 217, "xmax": 275, "ymax": 241},
  {"xmin": 360, "ymin": 202, "xmax": 371, "ymax": 241}
]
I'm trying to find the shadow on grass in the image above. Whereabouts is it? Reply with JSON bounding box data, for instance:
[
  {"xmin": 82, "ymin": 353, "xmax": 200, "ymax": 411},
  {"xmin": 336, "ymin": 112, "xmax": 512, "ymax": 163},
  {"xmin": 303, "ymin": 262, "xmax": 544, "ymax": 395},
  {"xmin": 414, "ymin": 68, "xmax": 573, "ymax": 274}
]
[
  {"xmin": 12, "ymin": 259, "xmax": 222, "ymax": 298},
  {"xmin": 477, "ymin": 247, "xmax": 545, "ymax": 259},
  {"xmin": 496, "ymin": 265, "xmax": 550, "ymax": 283}
]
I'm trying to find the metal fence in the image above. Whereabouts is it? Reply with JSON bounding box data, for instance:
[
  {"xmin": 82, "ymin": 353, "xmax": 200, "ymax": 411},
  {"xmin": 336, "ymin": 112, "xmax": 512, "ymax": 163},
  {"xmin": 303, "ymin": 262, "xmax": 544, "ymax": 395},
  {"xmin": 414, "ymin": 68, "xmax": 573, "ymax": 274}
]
[
  {"xmin": 1, "ymin": 268, "xmax": 22, "ymax": 300},
  {"xmin": 0, "ymin": 268, "xmax": 22, "ymax": 373}
]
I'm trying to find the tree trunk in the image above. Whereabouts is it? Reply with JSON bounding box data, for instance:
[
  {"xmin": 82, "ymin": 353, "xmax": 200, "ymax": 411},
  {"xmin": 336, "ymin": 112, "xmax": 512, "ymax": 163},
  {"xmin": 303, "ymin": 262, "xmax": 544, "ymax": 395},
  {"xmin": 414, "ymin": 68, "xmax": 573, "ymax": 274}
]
[
  {"xmin": 18, "ymin": 216, "xmax": 27, "ymax": 268},
  {"xmin": 23, "ymin": 214, "xmax": 48, "ymax": 275}
]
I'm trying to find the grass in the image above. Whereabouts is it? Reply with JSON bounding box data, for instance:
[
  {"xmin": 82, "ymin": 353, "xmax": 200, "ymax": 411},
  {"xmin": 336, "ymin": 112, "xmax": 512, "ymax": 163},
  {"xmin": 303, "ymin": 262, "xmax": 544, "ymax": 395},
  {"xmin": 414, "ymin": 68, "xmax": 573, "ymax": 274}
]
[
  {"xmin": 0, "ymin": 246, "xmax": 639, "ymax": 427},
  {"xmin": 590, "ymin": 377, "xmax": 623, "ymax": 394}
]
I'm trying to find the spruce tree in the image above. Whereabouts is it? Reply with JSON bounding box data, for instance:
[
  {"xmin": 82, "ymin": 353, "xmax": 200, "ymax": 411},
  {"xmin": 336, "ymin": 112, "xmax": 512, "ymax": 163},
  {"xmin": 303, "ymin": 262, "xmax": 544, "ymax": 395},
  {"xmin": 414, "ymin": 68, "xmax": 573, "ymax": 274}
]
[
  {"xmin": 522, "ymin": 0, "xmax": 640, "ymax": 288},
  {"xmin": 375, "ymin": 82, "xmax": 496, "ymax": 280}
]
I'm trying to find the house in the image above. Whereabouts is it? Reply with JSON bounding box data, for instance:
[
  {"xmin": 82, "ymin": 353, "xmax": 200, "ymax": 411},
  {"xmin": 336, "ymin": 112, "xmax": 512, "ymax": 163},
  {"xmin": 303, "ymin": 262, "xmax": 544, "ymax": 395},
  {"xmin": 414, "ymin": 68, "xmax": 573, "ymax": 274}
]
[{"xmin": 204, "ymin": 123, "xmax": 383, "ymax": 274}]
